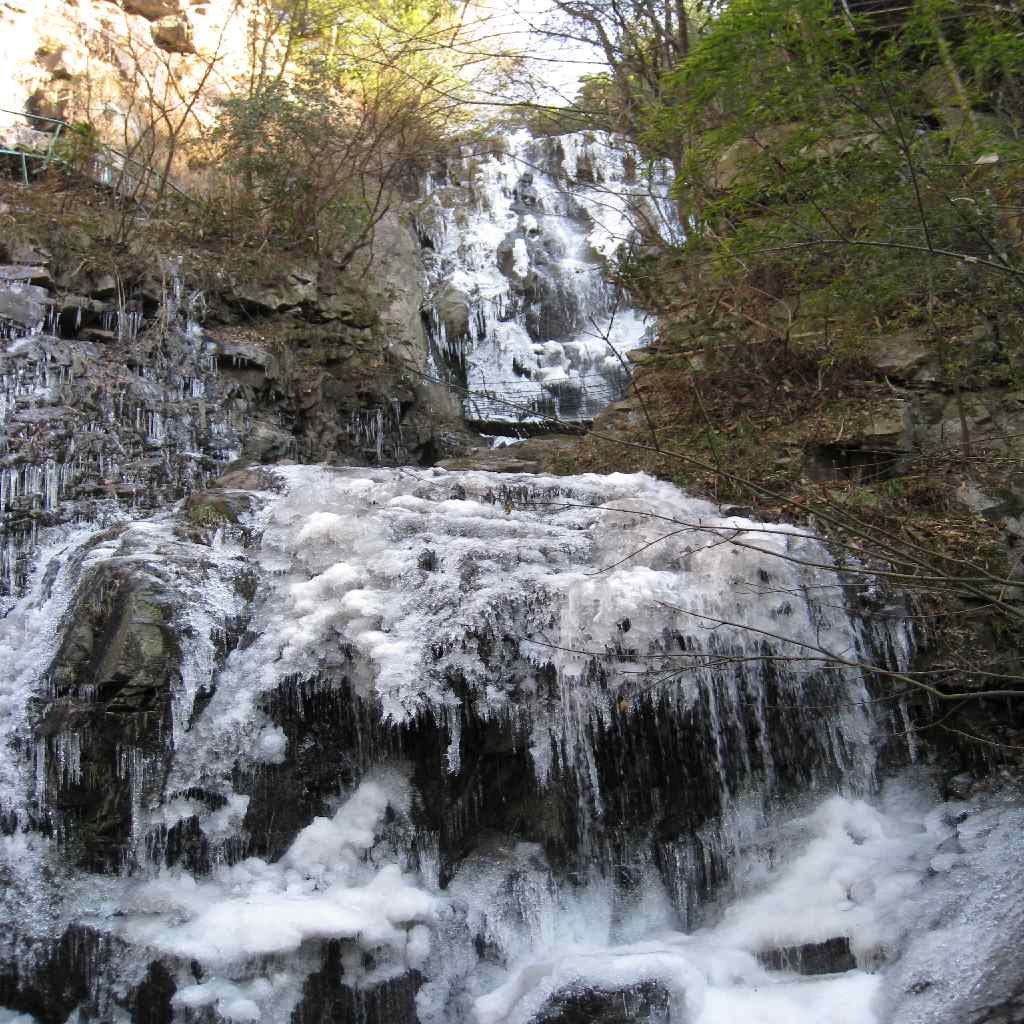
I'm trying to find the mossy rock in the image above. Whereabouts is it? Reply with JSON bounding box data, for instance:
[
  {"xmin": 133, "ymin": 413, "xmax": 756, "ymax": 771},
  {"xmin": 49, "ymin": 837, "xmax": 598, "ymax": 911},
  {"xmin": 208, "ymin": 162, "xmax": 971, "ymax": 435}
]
[
  {"xmin": 185, "ymin": 488, "xmax": 261, "ymax": 529},
  {"xmin": 34, "ymin": 559, "xmax": 183, "ymax": 871}
]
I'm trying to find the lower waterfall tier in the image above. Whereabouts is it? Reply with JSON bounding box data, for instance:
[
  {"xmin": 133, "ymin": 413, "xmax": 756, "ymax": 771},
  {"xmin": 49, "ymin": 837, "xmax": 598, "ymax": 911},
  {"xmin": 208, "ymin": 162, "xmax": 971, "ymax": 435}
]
[{"xmin": 0, "ymin": 466, "xmax": 1019, "ymax": 1023}]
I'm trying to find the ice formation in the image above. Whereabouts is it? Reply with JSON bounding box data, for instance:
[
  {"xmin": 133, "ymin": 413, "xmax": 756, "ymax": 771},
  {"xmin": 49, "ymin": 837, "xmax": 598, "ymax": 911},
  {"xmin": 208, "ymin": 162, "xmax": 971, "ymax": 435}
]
[
  {"xmin": 419, "ymin": 131, "xmax": 676, "ymax": 424},
  {"xmin": 2, "ymin": 197, "xmax": 1021, "ymax": 1021},
  {"xmin": 5, "ymin": 462, "xmax": 1015, "ymax": 1024}
]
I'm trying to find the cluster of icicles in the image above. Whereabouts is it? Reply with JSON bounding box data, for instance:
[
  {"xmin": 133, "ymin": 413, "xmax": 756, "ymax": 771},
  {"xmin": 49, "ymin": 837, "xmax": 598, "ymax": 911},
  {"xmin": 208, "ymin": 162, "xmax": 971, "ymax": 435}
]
[{"xmin": 0, "ymin": 463, "xmax": 1017, "ymax": 1024}]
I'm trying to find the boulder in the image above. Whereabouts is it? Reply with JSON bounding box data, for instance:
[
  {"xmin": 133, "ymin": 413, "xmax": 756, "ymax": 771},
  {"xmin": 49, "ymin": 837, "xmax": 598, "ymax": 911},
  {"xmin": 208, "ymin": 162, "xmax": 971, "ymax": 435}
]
[
  {"xmin": 0, "ymin": 281, "xmax": 50, "ymax": 326},
  {"xmin": 758, "ymin": 936, "xmax": 858, "ymax": 975},
  {"xmin": 241, "ymin": 420, "xmax": 294, "ymax": 463},
  {"xmin": 433, "ymin": 283, "xmax": 471, "ymax": 342},
  {"xmin": 34, "ymin": 549, "xmax": 182, "ymax": 870},
  {"xmin": 184, "ymin": 485, "xmax": 262, "ymax": 530},
  {"xmin": 123, "ymin": 0, "xmax": 183, "ymax": 19},
  {"xmin": 862, "ymin": 398, "xmax": 914, "ymax": 449},
  {"xmin": 530, "ymin": 981, "xmax": 673, "ymax": 1023},
  {"xmin": 861, "ymin": 331, "xmax": 936, "ymax": 382},
  {"xmin": 150, "ymin": 15, "xmax": 195, "ymax": 54}
]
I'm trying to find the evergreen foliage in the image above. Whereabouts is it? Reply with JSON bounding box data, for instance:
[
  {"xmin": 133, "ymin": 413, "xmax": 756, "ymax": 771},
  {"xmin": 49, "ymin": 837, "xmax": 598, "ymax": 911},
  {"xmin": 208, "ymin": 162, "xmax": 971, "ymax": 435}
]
[{"xmin": 631, "ymin": 0, "xmax": 1024, "ymax": 369}]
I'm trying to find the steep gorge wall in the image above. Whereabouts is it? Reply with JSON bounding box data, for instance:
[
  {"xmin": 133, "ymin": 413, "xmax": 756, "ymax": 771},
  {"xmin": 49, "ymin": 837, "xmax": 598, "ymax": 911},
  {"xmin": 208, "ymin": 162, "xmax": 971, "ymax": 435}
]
[
  {"xmin": 0, "ymin": 189, "xmax": 467, "ymax": 600},
  {"xmin": 0, "ymin": 0, "xmax": 252, "ymax": 135}
]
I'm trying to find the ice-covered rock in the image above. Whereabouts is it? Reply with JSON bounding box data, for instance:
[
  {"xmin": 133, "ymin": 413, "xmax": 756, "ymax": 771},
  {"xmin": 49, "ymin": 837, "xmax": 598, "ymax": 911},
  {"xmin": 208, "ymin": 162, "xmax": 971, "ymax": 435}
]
[{"xmin": 419, "ymin": 132, "xmax": 676, "ymax": 426}]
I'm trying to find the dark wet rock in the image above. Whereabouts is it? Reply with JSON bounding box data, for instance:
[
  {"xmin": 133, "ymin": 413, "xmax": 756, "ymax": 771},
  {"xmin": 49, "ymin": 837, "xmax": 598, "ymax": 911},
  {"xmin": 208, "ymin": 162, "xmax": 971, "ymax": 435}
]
[
  {"xmin": 130, "ymin": 960, "xmax": 177, "ymax": 1024},
  {"xmin": 161, "ymin": 814, "xmax": 211, "ymax": 874},
  {"xmin": 531, "ymin": 980, "xmax": 672, "ymax": 1023},
  {"xmin": 757, "ymin": 936, "xmax": 857, "ymax": 975},
  {"xmin": 0, "ymin": 925, "xmax": 120, "ymax": 1024},
  {"xmin": 237, "ymin": 678, "xmax": 392, "ymax": 862},
  {"xmin": 33, "ymin": 555, "xmax": 183, "ymax": 869},
  {"xmin": 28, "ymin": 520, "xmax": 256, "ymax": 870},
  {"xmin": 946, "ymin": 772, "xmax": 976, "ymax": 800},
  {"xmin": 293, "ymin": 942, "xmax": 421, "ymax": 1024}
]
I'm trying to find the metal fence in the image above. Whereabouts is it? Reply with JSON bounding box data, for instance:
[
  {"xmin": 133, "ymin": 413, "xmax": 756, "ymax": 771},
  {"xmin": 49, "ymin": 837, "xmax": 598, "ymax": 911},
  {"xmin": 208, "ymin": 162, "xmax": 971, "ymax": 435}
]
[{"xmin": 0, "ymin": 107, "xmax": 192, "ymax": 204}]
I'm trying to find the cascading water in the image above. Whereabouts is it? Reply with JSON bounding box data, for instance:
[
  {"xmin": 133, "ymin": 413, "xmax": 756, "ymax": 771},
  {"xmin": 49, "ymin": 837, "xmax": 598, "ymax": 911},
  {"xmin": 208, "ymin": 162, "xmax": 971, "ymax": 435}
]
[
  {"xmin": 0, "ymin": 458, "xmax": 1020, "ymax": 1024},
  {"xmin": 418, "ymin": 131, "xmax": 677, "ymax": 427},
  {"xmin": 1, "ymin": 129, "xmax": 1023, "ymax": 1024}
]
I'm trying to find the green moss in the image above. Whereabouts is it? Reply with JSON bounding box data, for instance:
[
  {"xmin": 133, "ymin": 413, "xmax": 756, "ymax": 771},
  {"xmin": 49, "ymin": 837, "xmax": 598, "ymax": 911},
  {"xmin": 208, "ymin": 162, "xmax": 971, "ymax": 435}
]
[{"xmin": 187, "ymin": 502, "xmax": 232, "ymax": 529}]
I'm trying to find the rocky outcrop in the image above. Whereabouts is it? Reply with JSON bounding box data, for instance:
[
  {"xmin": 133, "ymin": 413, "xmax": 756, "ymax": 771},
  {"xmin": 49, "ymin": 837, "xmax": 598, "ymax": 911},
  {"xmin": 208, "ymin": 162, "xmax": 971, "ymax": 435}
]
[
  {"xmin": 123, "ymin": 0, "xmax": 182, "ymax": 18},
  {"xmin": 531, "ymin": 981, "xmax": 673, "ymax": 1023},
  {"xmin": 30, "ymin": 518, "xmax": 257, "ymax": 869},
  {"xmin": 0, "ymin": 0, "xmax": 253, "ymax": 136},
  {"xmin": 149, "ymin": 14, "xmax": 195, "ymax": 54},
  {"xmin": 0, "ymin": 210, "xmax": 470, "ymax": 595}
]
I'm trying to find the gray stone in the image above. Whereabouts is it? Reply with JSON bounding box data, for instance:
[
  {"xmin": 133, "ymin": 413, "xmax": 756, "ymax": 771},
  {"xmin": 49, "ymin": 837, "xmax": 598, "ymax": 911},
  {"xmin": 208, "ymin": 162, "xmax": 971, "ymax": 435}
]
[
  {"xmin": 229, "ymin": 261, "xmax": 319, "ymax": 312},
  {"xmin": 0, "ymin": 282, "xmax": 50, "ymax": 326},
  {"xmin": 0, "ymin": 265, "xmax": 50, "ymax": 285},
  {"xmin": 8, "ymin": 243, "xmax": 52, "ymax": 265},
  {"xmin": 433, "ymin": 283, "xmax": 471, "ymax": 342},
  {"xmin": 150, "ymin": 15, "xmax": 195, "ymax": 53},
  {"xmin": 123, "ymin": 0, "xmax": 183, "ymax": 19},
  {"xmin": 241, "ymin": 421, "xmax": 294, "ymax": 463},
  {"xmin": 861, "ymin": 331, "xmax": 936, "ymax": 381}
]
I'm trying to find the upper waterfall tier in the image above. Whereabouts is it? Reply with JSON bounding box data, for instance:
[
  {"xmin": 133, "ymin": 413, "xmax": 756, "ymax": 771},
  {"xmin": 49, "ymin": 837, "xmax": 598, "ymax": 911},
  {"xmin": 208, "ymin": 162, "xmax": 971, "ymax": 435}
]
[{"xmin": 417, "ymin": 131, "xmax": 678, "ymax": 426}]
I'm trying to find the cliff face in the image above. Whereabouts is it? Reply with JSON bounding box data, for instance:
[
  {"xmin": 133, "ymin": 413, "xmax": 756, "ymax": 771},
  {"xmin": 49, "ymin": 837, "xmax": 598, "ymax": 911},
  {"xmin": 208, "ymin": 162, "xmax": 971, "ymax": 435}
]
[
  {"xmin": 0, "ymin": 179, "xmax": 467, "ymax": 601},
  {"xmin": 0, "ymin": 0, "xmax": 251, "ymax": 133}
]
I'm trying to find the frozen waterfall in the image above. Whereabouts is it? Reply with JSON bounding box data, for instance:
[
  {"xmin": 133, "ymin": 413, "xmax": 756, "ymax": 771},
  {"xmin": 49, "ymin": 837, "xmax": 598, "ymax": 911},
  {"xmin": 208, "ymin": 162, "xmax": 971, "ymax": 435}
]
[
  {"xmin": 1, "ymin": 464, "xmax": 1019, "ymax": 1024},
  {"xmin": 1, "ymin": 127, "xmax": 1023, "ymax": 1024},
  {"xmin": 418, "ymin": 131, "xmax": 677, "ymax": 427}
]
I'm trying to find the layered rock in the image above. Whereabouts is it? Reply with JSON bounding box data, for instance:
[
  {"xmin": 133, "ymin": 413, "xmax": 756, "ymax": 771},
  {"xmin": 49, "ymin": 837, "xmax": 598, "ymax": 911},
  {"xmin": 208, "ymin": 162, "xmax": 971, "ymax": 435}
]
[
  {"xmin": 0, "ymin": 211, "xmax": 468, "ymax": 600},
  {"xmin": 0, "ymin": 0, "xmax": 252, "ymax": 134}
]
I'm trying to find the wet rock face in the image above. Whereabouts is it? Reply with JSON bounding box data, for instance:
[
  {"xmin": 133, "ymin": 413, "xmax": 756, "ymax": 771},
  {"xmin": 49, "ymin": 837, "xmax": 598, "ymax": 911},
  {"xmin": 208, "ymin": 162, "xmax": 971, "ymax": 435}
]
[
  {"xmin": 0, "ymin": 220, "xmax": 470, "ymax": 600},
  {"xmin": 30, "ymin": 533, "xmax": 239, "ymax": 870},
  {"xmin": 531, "ymin": 981, "xmax": 672, "ymax": 1023},
  {"xmin": 0, "ymin": 925, "xmax": 137, "ymax": 1024},
  {"xmin": 757, "ymin": 937, "xmax": 857, "ymax": 976},
  {"xmin": 34, "ymin": 553, "xmax": 180, "ymax": 869},
  {"xmin": 294, "ymin": 944, "xmax": 421, "ymax": 1024}
]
